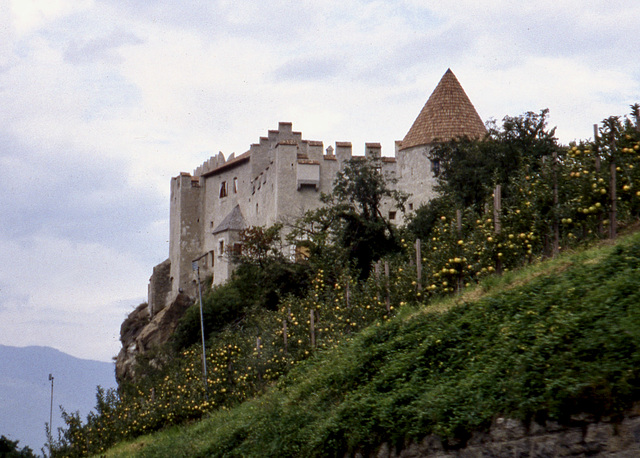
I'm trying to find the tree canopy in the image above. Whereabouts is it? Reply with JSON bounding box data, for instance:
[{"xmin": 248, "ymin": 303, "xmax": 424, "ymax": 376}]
[
  {"xmin": 291, "ymin": 157, "xmax": 408, "ymax": 278},
  {"xmin": 428, "ymin": 109, "xmax": 560, "ymax": 210}
]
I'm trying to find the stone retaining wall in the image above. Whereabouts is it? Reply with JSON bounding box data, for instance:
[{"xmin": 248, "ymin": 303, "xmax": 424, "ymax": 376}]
[{"xmin": 357, "ymin": 407, "xmax": 640, "ymax": 457}]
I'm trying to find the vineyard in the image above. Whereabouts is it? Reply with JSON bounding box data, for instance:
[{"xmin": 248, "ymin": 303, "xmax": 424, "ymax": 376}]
[{"xmin": 48, "ymin": 106, "xmax": 640, "ymax": 457}]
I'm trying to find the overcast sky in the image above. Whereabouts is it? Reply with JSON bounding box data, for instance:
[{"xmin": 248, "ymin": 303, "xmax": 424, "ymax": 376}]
[{"xmin": 1, "ymin": 0, "xmax": 639, "ymax": 363}]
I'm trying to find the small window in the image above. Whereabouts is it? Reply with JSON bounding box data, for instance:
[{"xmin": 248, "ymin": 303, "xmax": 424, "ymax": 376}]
[
  {"xmin": 233, "ymin": 177, "xmax": 238, "ymax": 193},
  {"xmin": 408, "ymin": 203, "xmax": 414, "ymax": 211},
  {"xmin": 256, "ymin": 203, "xmax": 259, "ymax": 215},
  {"xmin": 431, "ymin": 159, "xmax": 440, "ymax": 176},
  {"xmin": 219, "ymin": 181, "xmax": 228, "ymax": 198},
  {"xmin": 219, "ymin": 240, "xmax": 225, "ymax": 256},
  {"xmin": 389, "ymin": 211, "xmax": 397, "ymax": 221},
  {"xmin": 232, "ymin": 243, "xmax": 242, "ymax": 256}
]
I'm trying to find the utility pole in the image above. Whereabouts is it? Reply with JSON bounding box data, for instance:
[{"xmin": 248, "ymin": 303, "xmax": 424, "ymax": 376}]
[
  {"xmin": 48, "ymin": 373, "xmax": 54, "ymax": 450},
  {"xmin": 192, "ymin": 257, "xmax": 209, "ymax": 399}
]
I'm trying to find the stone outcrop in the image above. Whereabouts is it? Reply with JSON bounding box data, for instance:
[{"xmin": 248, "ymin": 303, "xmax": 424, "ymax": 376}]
[
  {"xmin": 115, "ymin": 292, "xmax": 194, "ymax": 383},
  {"xmin": 358, "ymin": 409, "xmax": 640, "ymax": 457},
  {"xmin": 148, "ymin": 258, "xmax": 172, "ymax": 318}
]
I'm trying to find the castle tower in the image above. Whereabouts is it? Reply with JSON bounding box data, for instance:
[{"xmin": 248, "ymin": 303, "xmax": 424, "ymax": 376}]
[
  {"xmin": 167, "ymin": 173, "xmax": 203, "ymax": 309},
  {"xmin": 396, "ymin": 69, "xmax": 486, "ymax": 212}
]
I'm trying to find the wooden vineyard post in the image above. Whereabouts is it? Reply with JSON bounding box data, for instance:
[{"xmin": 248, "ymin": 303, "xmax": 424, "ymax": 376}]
[
  {"xmin": 283, "ymin": 319, "xmax": 288, "ymax": 353},
  {"xmin": 594, "ymin": 124, "xmax": 604, "ymax": 236},
  {"xmin": 494, "ymin": 185, "xmax": 502, "ymax": 274},
  {"xmin": 609, "ymin": 131, "xmax": 617, "ymax": 240},
  {"xmin": 415, "ymin": 239, "xmax": 422, "ymax": 293},
  {"xmin": 374, "ymin": 261, "xmax": 381, "ymax": 301},
  {"xmin": 310, "ymin": 309, "xmax": 315, "ymax": 348},
  {"xmin": 552, "ymin": 152, "xmax": 559, "ymax": 257},
  {"xmin": 610, "ymin": 158, "xmax": 617, "ymax": 239},
  {"xmin": 345, "ymin": 279, "xmax": 350, "ymax": 308},
  {"xmin": 493, "ymin": 185, "xmax": 502, "ymax": 235},
  {"xmin": 594, "ymin": 124, "xmax": 602, "ymax": 172},
  {"xmin": 384, "ymin": 261, "xmax": 390, "ymax": 312},
  {"xmin": 456, "ymin": 209, "xmax": 463, "ymax": 292},
  {"xmin": 256, "ymin": 336, "xmax": 262, "ymax": 382}
]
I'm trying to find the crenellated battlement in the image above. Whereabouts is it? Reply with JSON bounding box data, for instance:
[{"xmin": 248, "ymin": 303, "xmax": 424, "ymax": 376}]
[{"xmin": 191, "ymin": 122, "xmax": 388, "ymax": 182}]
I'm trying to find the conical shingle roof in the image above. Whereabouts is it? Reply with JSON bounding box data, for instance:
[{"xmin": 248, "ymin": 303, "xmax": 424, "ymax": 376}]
[{"xmin": 400, "ymin": 69, "xmax": 486, "ymax": 150}]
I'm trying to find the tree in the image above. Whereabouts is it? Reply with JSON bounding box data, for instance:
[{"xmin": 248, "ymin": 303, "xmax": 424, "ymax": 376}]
[
  {"xmin": 232, "ymin": 224, "xmax": 285, "ymax": 269},
  {"xmin": 291, "ymin": 157, "xmax": 408, "ymax": 279},
  {"xmin": 428, "ymin": 109, "xmax": 560, "ymax": 210},
  {"xmin": 232, "ymin": 223, "xmax": 313, "ymax": 310},
  {"xmin": 406, "ymin": 193, "xmax": 457, "ymax": 242},
  {"xmin": 0, "ymin": 436, "xmax": 36, "ymax": 458}
]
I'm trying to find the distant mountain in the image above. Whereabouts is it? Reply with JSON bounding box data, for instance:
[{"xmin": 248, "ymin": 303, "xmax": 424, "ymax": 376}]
[{"xmin": 0, "ymin": 345, "xmax": 116, "ymax": 454}]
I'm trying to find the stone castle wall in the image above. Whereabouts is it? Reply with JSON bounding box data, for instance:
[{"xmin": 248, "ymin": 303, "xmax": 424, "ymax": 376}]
[{"xmin": 148, "ymin": 121, "xmax": 441, "ymax": 316}]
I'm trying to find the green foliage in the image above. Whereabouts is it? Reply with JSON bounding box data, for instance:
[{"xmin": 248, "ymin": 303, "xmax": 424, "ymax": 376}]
[
  {"xmin": 429, "ymin": 109, "xmax": 559, "ymax": 208},
  {"xmin": 173, "ymin": 224, "xmax": 313, "ymax": 351},
  {"xmin": 171, "ymin": 283, "xmax": 245, "ymax": 350},
  {"xmin": 329, "ymin": 157, "xmax": 407, "ymax": 221},
  {"xmin": 406, "ymin": 194, "xmax": 455, "ymax": 241},
  {"xmin": 292, "ymin": 156, "xmax": 407, "ymax": 279},
  {"xmin": 47, "ymin": 387, "xmax": 120, "ymax": 457},
  {"xmin": 54, "ymin": 105, "xmax": 640, "ymax": 457},
  {"xmin": 233, "ymin": 224, "xmax": 285, "ymax": 268},
  {"xmin": 0, "ymin": 435, "xmax": 36, "ymax": 458},
  {"xmin": 232, "ymin": 223, "xmax": 313, "ymax": 310},
  {"xmin": 233, "ymin": 260, "xmax": 312, "ymax": 311},
  {"xmin": 102, "ymin": 232, "xmax": 640, "ymax": 457}
]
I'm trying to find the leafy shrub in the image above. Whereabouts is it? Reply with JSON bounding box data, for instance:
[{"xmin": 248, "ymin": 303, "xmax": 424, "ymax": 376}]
[
  {"xmin": 0, "ymin": 435, "xmax": 37, "ymax": 457},
  {"xmin": 172, "ymin": 283, "xmax": 245, "ymax": 350}
]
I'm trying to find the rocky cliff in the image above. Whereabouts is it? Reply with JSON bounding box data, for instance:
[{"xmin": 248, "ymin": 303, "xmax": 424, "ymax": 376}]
[{"xmin": 115, "ymin": 292, "xmax": 194, "ymax": 383}]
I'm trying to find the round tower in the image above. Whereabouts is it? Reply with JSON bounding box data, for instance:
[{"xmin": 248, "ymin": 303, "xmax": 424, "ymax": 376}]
[{"xmin": 397, "ymin": 69, "xmax": 486, "ymax": 211}]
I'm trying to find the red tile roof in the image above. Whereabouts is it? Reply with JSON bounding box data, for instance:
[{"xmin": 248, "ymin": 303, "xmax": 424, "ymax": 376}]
[{"xmin": 400, "ymin": 69, "xmax": 486, "ymax": 150}]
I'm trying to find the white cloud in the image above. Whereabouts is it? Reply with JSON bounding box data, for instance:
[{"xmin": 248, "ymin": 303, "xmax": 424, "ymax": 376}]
[
  {"xmin": 0, "ymin": 235, "xmax": 147, "ymax": 311},
  {"xmin": 457, "ymin": 56, "xmax": 639, "ymax": 143},
  {"xmin": 9, "ymin": 0, "xmax": 92, "ymax": 36},
  {"xmin": 0, "ymin": 234, "xmax": 147, "ymax": 361},
  {"xmin": 1, "ymin": 0, "xmax": 640, "ymax": 362}
]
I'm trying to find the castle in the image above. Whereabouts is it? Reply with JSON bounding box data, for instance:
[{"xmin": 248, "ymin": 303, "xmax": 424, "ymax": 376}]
[{"xmin": 147, "ymin": 69, "xmax": 487, "ymax": 317}]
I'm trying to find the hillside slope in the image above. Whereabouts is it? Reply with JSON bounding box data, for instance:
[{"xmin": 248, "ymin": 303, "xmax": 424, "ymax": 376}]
[{"xmin": 105, "ymin": 232, "xmax": 640, "ymax": 457}]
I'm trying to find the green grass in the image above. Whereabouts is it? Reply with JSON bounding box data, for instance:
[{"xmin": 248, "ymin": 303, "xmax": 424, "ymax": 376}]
[{"xmin": 102, "ymin": 231, "xmax": 640, "ymax": 457}]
